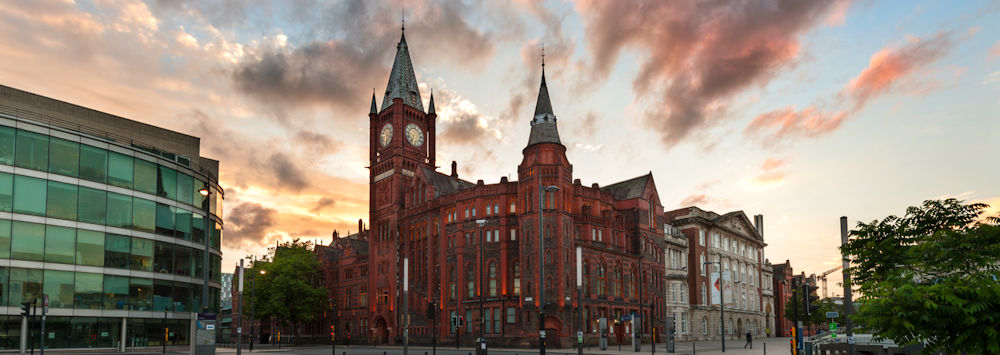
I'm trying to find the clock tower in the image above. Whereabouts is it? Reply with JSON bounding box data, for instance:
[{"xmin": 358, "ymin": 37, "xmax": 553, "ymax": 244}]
[{"xmin": 367, "ymin": 28, "xmax": 436, "ymax": 343}]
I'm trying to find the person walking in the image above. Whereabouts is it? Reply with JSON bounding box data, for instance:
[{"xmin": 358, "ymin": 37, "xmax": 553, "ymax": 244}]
[{"xmin": 744, "ymin": 331, "xmax": 752, "ymax": 349}]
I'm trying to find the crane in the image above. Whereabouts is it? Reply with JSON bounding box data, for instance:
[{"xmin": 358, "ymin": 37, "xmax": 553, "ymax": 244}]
[{"xmin": 819, "ymin": 265, "xmax": 843, "ymax": 299}]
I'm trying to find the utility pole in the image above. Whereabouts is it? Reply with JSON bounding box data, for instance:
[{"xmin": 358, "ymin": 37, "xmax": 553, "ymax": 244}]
[
  {"xmin": 576, "ymin": 246, "xmax": 584, "ymax": 355},
  {"xmin": 237, "ymin": 259, "xmax": 244, "ymax": 355},
  {"xmin": 841, "ymin": 217, "xmax": 855, "ymax": 355},
  {"xmin": 403, "ymin": 257, "xmax": 409, "ymax": 355}
]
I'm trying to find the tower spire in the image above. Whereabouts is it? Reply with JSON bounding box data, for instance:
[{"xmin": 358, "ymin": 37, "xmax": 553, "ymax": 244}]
[
  {"xmin": 381, "ymin": 23, "xmax": 424, "ymax": 112},
  {"xmin": 428, "ymin": 89, "xmax": 436, "ymax": 115},
  {"xmin": 370, "ymin": 88, "xmax": 377, "ymax": 115},
  {"xmin": 526, "ymin": 50, "xmax": 560, "ymax": 147}
]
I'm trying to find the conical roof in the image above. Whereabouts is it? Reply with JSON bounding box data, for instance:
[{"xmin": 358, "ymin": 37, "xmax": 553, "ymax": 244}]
[
  {"xmin": 381, "ymin": 33, "xmax": 424, "ymax": 112},
  {"xmin": 428, "ymin": 91, "xmax": 436, "ymax": 114},
  {"xmin": 527, "ymin": 68, "xmax": 561, "ymax": 146},
  {"xmin": 370, "ymin": 91, "xmax": 377, "ymax": 115}
]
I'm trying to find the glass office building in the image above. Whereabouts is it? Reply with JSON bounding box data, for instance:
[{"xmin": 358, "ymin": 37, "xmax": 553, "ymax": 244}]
[{"xmin": 0, "ymin": 85, "xmax": 223, "ymax": 350}]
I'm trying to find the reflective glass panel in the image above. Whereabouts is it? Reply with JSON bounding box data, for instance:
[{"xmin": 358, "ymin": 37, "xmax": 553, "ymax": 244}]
[
  {"xmin": 0, "ymin": 220, "xmax": 9, "ymax": 259},
  {"xmin": 154, "ymin": 241, "xmax": 173, "ymax": 274},
  {"xmin": 132, "ymin": 198, "xmax": 155, "ymax": 233},
  {"xmin": 46, "ymin": 181, "xmax": 78, "ymax": 221},
  {"xmin": 75, "ymin": 272, "xmax": 103, "ymax": 309},
  {"xmin": 77, "ymin": 187, "xmax": 106, "ymax": 225},
  {"xmin": 157, "ymin": 166, "xmax": 177, "ymax": 200},
  {"xmin": 79, "ymin": 145, "xmax": 108, "ymax": 183},
  {"xmin": 174, "ymin": 246, "xmax": 192, "ymax": 277},
  {"xmin": 13, "ymin": 175, "xmax": 46, "ymax": 216},
  {"xmin": 191, "ymin": 213, "xmax": 205, "ymax": 244},
  {"xmin": 155, "ymin": 203, "xmax": 175, "ymax": 236},
  {"xmin": 106, "ymin": 192, "xmax": 132, "ymax": 229},
  {"xmin": 0, "ymin": 126, "xmax": 13, "ymax": 165},
  {"xmin": 14, "ymin": 130, "xmax": 48, "ymax": 171},
  {"xmin": 107, "ymin": 152, "xmax": 133, "ymax": 189},
  {"xmin": 0, "ymin": 172, "xmax": 11, "ymax": 212},
  {"xmin": 75, "ymin": 229, "xmax": 104, "ymax": 267},
  {"xmin": 48, "ymin": 137, "xmax": 79, "ymax": 177},
  {"xmin": 175, "ymin": 209, "xmax": 191, "ymax": 240},
  {"xmin": 0, "ymin": 267, "xmax": 7, "ymax": 306},
  {"xmin": 172, "ymin": 283, "xmax": 192, "ymax": 312},
  {"xmin": 211, "ymin": 222, "xmax": 221, "ymax": 250},
  {"xmin": 8, "ymin": 268, "xmax": 42, "ymax": 306},
  {"xmin": 177, "ymin": 173, "xmax": 193, "ymax": 205},
  {"xmin": 133, "ymin": 158, "xmax": 157, "ymax": 195},
  {"xmin": 43, "ymin": 269, "xmax": 74, "ymax": 308},
  {"xmin": 153, "ymin": 280, "xmax": 172, "ymax": 312},
  {"xmin": 130, "ymin": 237, "xmax": 153, "ymax": 272},
  {"xmin": 44, "ymin": 225, "xmax": 75, "ymax": 264},
  {"xmin": 129, "ymin": 277, "xmax": 153, "ymax": 310},
  {"xmin": 10, "ymin": 221, "xmax": 44, "ymax": 261},
  {"xmin": 103, "ymin": 234, "xmax": 131, "ymax": 269},
  {"xmin": 103, "ymin": 275, "xmax": 129, "ymax": 310}
]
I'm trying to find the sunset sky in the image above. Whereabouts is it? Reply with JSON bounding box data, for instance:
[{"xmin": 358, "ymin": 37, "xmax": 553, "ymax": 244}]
[{"xmin": 1, "ymin": 0, "xmax": 998, "ymax": 291}]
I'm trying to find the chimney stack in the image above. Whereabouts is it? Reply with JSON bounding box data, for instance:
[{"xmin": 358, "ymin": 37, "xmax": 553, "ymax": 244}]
[
  {"xmin": 358, "ymin": 219, "xmax": 364, "ymax": 234},
  {"xmin": 451, "ymin": 161, "xmax": 458, "ymax": 178},
  {"xmin": 754, "ymin": 214, "xmax": 764, "ymax": 239}
]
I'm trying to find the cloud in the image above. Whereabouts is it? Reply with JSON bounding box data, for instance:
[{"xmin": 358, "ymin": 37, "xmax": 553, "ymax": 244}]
[
  {"xmin": 426, "ymin": 82, "xmax": 500, "ymax": 146},
  {"xmin": 744, "ymin": 157, "xmax": 788, "ymax": 189},
  {"xmin": 294, "ymin": 130, "xmax": 340, "ymax": 156},
  {"xmin": 230, "ymin": 0, "xmax": 497, "ymax": 123},
  {"xmin": 224, "ymin": 202, "xmax": 278, "ymax": 249},
  {"xmin": 576, "ymin": 0, "xmax": 846, "ymax": 149},
  {"xmin": 745, "ymin": 31, "xmax": 962, "ymax": 146},
  {"xmin": 695, "ymin": 179, "xmax": 721, "ymax": 190},
  {"xmin": 745, "ymin": 106, "xmax": 847, "ymax": 145},
  {"xmin": 991, "ymin": 40, "xmax": 1000, "ymax": 60},
  {"xmin": 311, "ymin": 197, "xmax": 337, "ymax": 213},
  {"xmin": 845, "ymin": 31, "xmax": 957, "ymax": 108},
  {"xmin": 680, "ymin": 194, "xmax": 709, "ymax": 206}
]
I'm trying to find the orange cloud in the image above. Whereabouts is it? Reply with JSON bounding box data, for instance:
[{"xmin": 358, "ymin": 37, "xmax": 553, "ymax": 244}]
[
  {"xmin": 743, "ymin": 156, "xmax": 789, "ymax": 189},
  {"xmin": 680, "ymin": 194, "xmax": 709, "ymax": 206},
  {"xmin": 745, "ymin": 106, "xmax": 847, "ymax": 145},
  {"xmin": 990, "ymin": 40, "xmax": 1000, "ymax": 60},
  {"xmin": 845, "ymin": 32, "xmax": 956, "ymax": 108}
]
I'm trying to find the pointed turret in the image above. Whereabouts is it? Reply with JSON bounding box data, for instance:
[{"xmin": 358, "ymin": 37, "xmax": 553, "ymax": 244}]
[
  {"xmin": 381, "ymin": 31, "xmax": 424, "ymax": 112},
  {"xmin": 428, "ymin": 90, "xmax": 436, "ymax": 115},
  {"xmin": 370, "ymin": 90, "xmax": 378, "ymax": 115},
  {"xmin": 526, "ymin": 67, "xmax": 561, "ymax": 146}
]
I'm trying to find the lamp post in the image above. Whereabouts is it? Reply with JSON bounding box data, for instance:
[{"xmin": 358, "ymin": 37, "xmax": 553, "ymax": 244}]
[
  {"xmin": 703, "ymin": 260, "xmax": 724, "ymax": 352},
  {"xmin": 576, "ymin": 246, "xmax": 583, "ymax": 355},
  {"xmin": 403, "ymin": 257, "xmax": 409, "ymax": 355},
  {"xmin": 237, "ymin": 259, "xmax": 245, "ymax": 355},
  {"xmin": 476, "ymin": 219, "xmax": 487, "ymax": 355},
  {"xmin": 163, "ymin": 306, "xmax": 168, "ymax": 353},
  {"xmin": 198, "ymin": 186, "xmax": 212, "ymax": 313},
  {"xmin": 537, "ymin": 173, "xmax": 559, "ymax": 355},
  {"xmin": 250, "ymin": 268, "xmax": 264, "ymax": 352}
]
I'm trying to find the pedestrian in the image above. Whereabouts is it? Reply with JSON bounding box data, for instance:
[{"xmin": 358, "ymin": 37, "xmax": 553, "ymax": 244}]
[{"xmin": 744, "ymin": 331, "xmax": 752, "ymax": 349}]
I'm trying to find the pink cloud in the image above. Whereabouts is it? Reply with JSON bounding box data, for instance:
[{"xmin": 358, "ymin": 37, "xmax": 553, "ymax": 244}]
[
  {"xmin": 990, "ymin": 40, "xmax": 1000, "ymax": 60},
  {"xmin": 575, "ymin": 0, "xmax": 845, "ymax": 150},
  {"xmin": 745, "ymin": 106, "xmax": 847, "ymax": 144},
  {"xmin": 845, "ymin": 31, "xmax": 956, "ymax": 108},
  {"xmin": 680, "ymin": 194, "xmax": 709, "ymax": 206}
]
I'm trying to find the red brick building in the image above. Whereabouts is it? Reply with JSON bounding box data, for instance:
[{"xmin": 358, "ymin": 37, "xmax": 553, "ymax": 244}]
[
  {"xmin": 772, "ymin": 260, "xmax": 795, "ymax": 337},
  {"xmin": 315, "ymin": 224, "xmax": 371, "ymax": 345},
  {"xmin": 326, "ymin": 30, "xmax": 672, "ymax": 348}
]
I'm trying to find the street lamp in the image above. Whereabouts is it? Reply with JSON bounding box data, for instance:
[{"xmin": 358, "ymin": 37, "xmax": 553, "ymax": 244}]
[
  {"xmin": 476, "ymin": 219, "xmax": 487, "ymax": 355},
  {"xmin": 537, "ymin": 173, "xmax": 559, "ymax": 355},
  {"xmin": 250, "ymin": 268, "xmax": 265, "ymax": 352},
  {"xmin": 163, "ymin": 306, "xmax": 168, "ymax": 353},
  {"xmin": 576, "ymin": 246, "xmax": 583, "ymax": 355},
  {"xmin": 198, "ymin": 186, "xmax": 212, "ymax": 313},
  {"xmin": 704, "ymin": 260, "xmax": 725, "ymax": 352}
]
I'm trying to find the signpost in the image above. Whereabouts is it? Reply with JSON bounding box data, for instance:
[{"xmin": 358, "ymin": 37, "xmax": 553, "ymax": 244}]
[{"xmin": 825, "ymin": 312, "xmax": 839, "ymax": 319}]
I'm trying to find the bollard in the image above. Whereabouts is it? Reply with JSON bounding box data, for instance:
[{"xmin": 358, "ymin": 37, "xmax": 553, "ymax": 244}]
[
  {"xmin": 693, "ymin": 341, "xmax": 696, "ymax": 354},
  {"xmin": 763, "ymin": 342, "xmax": 766, "ymax": 355}
]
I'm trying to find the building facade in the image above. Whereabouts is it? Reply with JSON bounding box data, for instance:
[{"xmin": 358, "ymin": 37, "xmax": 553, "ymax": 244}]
[
  {"xmin": 771, "ymin": 259, "xmax": 794, "ymax": 337},
  {"xmin": 324, "ymin": 30, "xmax": 674, "ymax": 348},
  {"xmin": 664, "ymin": 207, "xmax": 767, "ymax": 341},
  {"xmin": 0, "ymin": 85, "xmax": 224, "ymax": 350},
  {"xmin": 760, "ymin": 261, "xmax": 774, "ymax": 337}
]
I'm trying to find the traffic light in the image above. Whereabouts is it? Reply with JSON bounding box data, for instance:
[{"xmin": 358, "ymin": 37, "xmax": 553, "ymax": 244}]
[
  {"xmin": 805, "ymin": 284, "xmax": 820, "ymax": 315},
  {"xmin": 459, "ymin": 316, "xmax": 465, "ymax": 327},
  {"xmin": 451, "ymin": 316, "xmax": 457, "ymax": 327},
  {"xmin": 330, "ymin": 325, "xmax": 335, "ymax": 336},
  {"xmin": 20, "ymin": 302, "xmax": 30, "ymax": 317},
  {"xmin": 427, "ymin": 302, "xmax": 436, "ymax": 319}
]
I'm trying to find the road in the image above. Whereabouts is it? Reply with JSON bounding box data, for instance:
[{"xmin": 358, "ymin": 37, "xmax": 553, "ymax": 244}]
[{"xmin": 217, "ymin": 337, "xmax": 794, "ymax": 355}]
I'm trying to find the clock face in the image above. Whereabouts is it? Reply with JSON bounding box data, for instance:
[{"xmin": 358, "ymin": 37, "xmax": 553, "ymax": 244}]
[
  {"xmin": 405, "ymin": 123, "xmax": 424, "ymax": 147},
  {"xmin": 379, "ymin": 124, "xmax": 393, "ymax": 147}
]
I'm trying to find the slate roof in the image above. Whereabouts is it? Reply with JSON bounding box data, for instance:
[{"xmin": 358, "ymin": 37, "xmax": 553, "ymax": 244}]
[
  {"xmin": 601, "ymin": 173, "xmax": 651, "ymax": 200},
  {"xmin": 381, "ymin": 33, "xmax": 424, "ymax": 112},
  {"xmin": 420, "ymin": 166, "xmax": 475, "ymax": 197},
  {"xmin": 527, "ymin": 69, "xmax": 561, "ymax": 146}
]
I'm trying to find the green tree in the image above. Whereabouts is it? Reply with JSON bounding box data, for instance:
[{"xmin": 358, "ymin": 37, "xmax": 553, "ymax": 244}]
[
  {"xmin": 247, "ymin": 240, "xmax": 327, "ymax": 345},
  {"xmin": 842, "ymin": 199, "xmax": 1000, "ymax": 353}
]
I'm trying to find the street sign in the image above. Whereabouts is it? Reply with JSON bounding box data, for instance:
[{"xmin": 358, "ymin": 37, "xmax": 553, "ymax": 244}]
[
  {"xmin": 540, "ymin": 330, "xmax": 546, "ymax": 338},
  {"xmin": 578, "ymin": 331, "xmax": 583, "ymax": 343},
  {"xmin": 847, "ymin": 335, "xmax": 855, "ymax": 344},
  {"xmin": 826, "ymin": 311, "xmax": 839, "ymax": 318}
]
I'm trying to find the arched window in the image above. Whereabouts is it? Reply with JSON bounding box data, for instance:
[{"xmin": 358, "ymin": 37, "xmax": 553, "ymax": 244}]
[
  {"xmin": 489, "ymin": 262, "xmax": 497, "ymax": 297},
  {"xmin": 467, "ymin": 264, "xmax": 475, "ymax": 298},
  {"xmin": 597, "ymin": 263, "xmax": 606, "ymax": 297},
  {"xmin": 449, "ymin": 266, "xmax": 456, "ymax": 301},
  {"xmin": 513, "ymin": 261, "xmax": 521, "ymax": 296}
]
